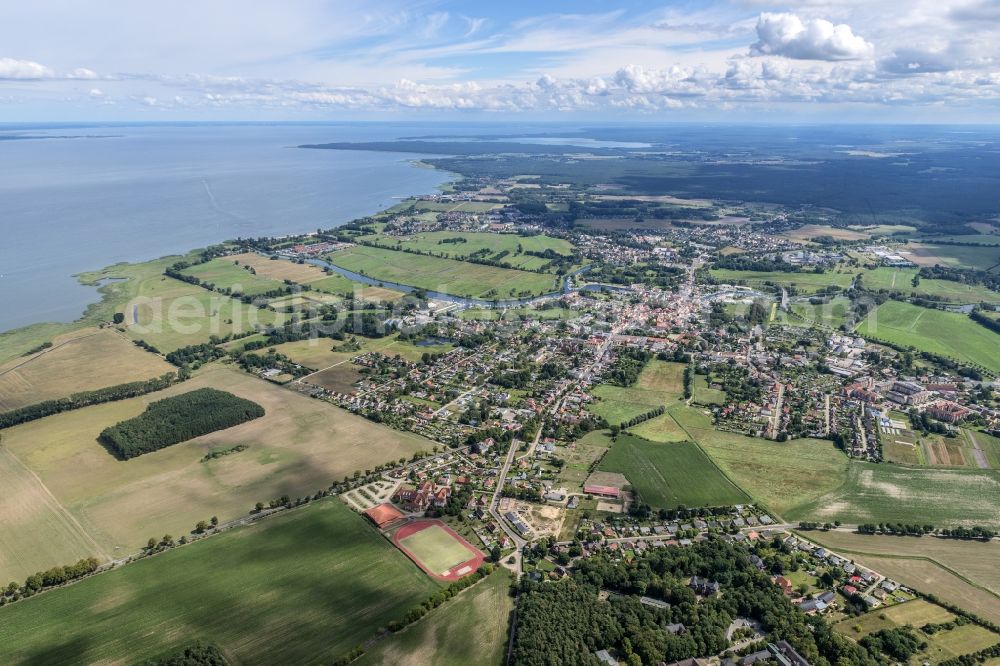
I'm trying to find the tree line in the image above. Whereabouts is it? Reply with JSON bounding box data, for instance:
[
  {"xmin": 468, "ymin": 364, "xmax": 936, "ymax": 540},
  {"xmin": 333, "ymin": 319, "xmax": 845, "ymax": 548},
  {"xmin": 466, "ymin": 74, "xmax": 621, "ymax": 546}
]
[
  {"xmin": 99, "ymin": 388, "xmax": 265, "ymax": 459},
  {"xmin": 0, "ymin": 373, "xmax": 179, "ymax": 429}
]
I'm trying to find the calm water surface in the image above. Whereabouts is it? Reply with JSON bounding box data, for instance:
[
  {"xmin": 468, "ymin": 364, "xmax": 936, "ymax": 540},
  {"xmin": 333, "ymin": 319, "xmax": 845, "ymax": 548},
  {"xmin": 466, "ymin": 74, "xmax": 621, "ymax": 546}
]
[{"xmin": 0, "ymin": 123, "xmax": 453, "ymax": 332}]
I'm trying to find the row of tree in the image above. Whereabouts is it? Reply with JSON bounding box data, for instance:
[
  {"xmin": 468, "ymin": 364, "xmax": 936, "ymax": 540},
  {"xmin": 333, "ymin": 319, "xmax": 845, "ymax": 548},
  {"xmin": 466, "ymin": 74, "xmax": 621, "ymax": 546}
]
[{"xmin": 0, "ymin": 372, "xmax": 179, "ymax": 429}]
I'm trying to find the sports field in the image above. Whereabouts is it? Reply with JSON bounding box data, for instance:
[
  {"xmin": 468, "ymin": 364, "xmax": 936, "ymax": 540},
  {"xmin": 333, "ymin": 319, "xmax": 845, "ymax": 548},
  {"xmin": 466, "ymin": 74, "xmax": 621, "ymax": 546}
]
[
  {"xmin": 0, "ymin": 367, "xmax": 433, "ymax": 581},
  {"xmin": 856, "ymin": 300, "xmax": 1000, "ymax": 374},
  {"xmin": 587, "ymin": 360, "xmax": 686, "ymax": 426},
  {"xmin": 355, "ymin": 231, "xmax": 574, "ymax": 272},
  {"xmin": 0, "ymin": 328, "xmax": 173, "ymax": 412},
  {"xmin": 598, "ymin": 434, "xmax": 749, "ymax": 508},
  {"xmin": 709, "ymin": 268, "xmax": 855, "ymax": 294},
  {"xmin": 326, "ymin": 245, "xmax": 558, "ymax": 299},
  {"xmin": 357, "ymin": 569, "xmax": 513, "ymax": 666},
  {"xmin": 788, "ymin": 463, "xmax": 1000, "ymax": 529},
  {"xmin": 0, "ymin": 501, "xmax": 439, "ymax": 666},
  {"xmin": 393, "ymin": 520, "xmax": 484, "ymax": 581}
]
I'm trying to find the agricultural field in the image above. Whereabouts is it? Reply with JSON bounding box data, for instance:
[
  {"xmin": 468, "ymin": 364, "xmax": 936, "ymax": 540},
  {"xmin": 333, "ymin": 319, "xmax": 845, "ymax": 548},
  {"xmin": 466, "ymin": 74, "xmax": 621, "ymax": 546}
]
[
  {"xmin": 855, "ymin": 301, "xmax": 1000, "ymax": 374},
  {"xmin": 411, "ymin": 200, "xmax": 503, "ymax": 213},
  {"xmin": 881, "ymin": 419, "xmax": 994, "ymax": 469},
  {"xmin": 789, "ymin": 463, "xmax": 1000, "ymax": 529},
  {"xmin": 178, "ymin": 257, "xmax": 288, "ymax": 296},
  {"xmin": 597, "ymin": 434, "xmax": 750, "ymax": 508},
  {"xmin": 224, "ymin": 252, "xmax": 332, "ymax": 284},
  {"xmin": 357, "ymin": 569, "xmax": 513, "ymax": 666},
  {"xmin": 0, "ymin": 501, "xmax": 439, "ymax": 665},
  {"xmin": 355, "ymin": 231, "xmax": 575, "ymax": 272},
  {"xmin": 783, "ymin": 224, "xmax": 916, "ymax": 243},
  {"xmin": 709, "ymin": 268, "xmax": 855, "ymax": 294},
  {"xmin": 629, "ymin": 412, "xmax": 690, "ymax": 442},
  {"xmin": 121, "ymin": 272, "xmax": 283, "ymax": 352},
  {"xmin": 0, "ymin": 367, "xmax": 434, "ymax": 581},
  {"xmin": 833, "ymin": 598, "xmax": 1000, "ymax": 662},
  {"xmin": 0, "ymin": 328, "xmax": 173, "ymax": 412},
  {"xmin": 806, "ymin": 531, "xmax": 1000, "ymax": 599},
  {"xmin": 783, "ymin": 296, "xmax": 853, "ymax": 329},
  {"xmin": 688, "ymin": 425, "xmax": 850, "ymax": 518},
  {"xmin": 587, "ymin": 360, "xmax": 687, "ymax": 426},
  {"xmin": 277, "ymin": 334, "xmax": 455, "ymax": 372},
  {"xmin": 861, "ymin": 267, "xmax": 1000, "ymax": 303},
  {"xmin": 326, "ymin": 245, "xmax": 559, "ymax": 299},
  {"xmin": 905, "ymin": 242, "xmax": 1000, "ymax": 271}
]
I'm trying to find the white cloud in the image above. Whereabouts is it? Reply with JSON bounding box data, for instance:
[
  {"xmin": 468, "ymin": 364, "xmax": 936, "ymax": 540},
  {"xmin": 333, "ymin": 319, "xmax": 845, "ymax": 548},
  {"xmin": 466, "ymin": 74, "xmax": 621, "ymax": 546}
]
[
  {"xmin": 751, "ymin": 12, "xmax": 874, "ymax": 61},
  {"xmin": 0, "ymin": 57, "xmax": 55, "ymax": 79}
]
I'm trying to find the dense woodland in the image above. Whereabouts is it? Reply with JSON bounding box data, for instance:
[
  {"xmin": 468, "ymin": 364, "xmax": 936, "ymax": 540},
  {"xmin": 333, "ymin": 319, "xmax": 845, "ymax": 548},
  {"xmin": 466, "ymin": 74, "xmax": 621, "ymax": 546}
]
[
  {"xmin": 99, "ymin": 388, "xmax": 264, "ymax": 459},
  {"xmin": 512, "ymin": 539, "xmax": 878, "ymax": 666}
]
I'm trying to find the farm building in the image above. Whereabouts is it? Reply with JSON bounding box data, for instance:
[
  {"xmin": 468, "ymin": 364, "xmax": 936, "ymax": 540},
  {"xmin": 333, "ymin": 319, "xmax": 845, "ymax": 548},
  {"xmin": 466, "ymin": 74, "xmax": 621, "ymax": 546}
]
[{"xmin": 584, "ymin": 484, "xmax": 621, "ymax": 498}]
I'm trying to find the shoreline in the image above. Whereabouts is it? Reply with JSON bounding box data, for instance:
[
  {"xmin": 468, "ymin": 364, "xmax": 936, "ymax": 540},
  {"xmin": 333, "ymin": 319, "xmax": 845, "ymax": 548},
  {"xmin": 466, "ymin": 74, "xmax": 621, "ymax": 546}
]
[{"xmin": 0, "ymin": 158, "xmax": 459, "ymax": 350}]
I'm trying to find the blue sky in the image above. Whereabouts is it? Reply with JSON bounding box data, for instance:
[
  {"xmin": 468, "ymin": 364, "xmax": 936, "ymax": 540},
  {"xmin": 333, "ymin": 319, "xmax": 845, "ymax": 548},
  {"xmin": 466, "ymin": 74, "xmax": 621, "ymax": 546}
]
[{"xmin": 1, "ymin": 0, "xmax": 998, "ymax": 121}]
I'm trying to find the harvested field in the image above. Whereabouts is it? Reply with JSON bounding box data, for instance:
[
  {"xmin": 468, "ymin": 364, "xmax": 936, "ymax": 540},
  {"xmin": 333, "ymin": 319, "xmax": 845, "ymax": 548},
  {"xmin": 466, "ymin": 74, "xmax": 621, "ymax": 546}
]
[
  {"xmin": 0, "ymin": 367, "xmax": 433, "ymax": 581},
  {"xmin": 0, "ymin": 328, "xmax": 173, "ymax": 412}
]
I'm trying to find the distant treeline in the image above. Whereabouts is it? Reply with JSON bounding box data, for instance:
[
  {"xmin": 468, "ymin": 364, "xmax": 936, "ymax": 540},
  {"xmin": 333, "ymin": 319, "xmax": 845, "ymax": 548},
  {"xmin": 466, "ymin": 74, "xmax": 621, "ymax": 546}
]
[
  {"xmin": 99, "ymin": 388, "xmax": 264, "ymax": 460},
  {"xmin": 919, "ymin": 265, "xmax": 1000, "ymax": 293},
  {"xmin": 0, "ymin": 373, "xmax": 179, "ymax": 429}
]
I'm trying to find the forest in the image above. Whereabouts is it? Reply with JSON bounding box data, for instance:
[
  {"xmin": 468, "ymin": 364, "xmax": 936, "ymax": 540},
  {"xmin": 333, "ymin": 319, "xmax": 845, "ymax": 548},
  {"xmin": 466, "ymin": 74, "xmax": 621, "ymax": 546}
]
[{"xmin": 99, "ymin": 388, "xmax": 265, "ymax": 459}]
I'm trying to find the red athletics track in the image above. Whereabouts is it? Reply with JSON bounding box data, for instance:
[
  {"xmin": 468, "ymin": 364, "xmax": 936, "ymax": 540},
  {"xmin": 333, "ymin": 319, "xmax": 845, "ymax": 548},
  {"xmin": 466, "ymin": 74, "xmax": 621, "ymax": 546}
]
[{"xmin": 391, "ymin": 519, "xmax": 485, "ymax": 582}]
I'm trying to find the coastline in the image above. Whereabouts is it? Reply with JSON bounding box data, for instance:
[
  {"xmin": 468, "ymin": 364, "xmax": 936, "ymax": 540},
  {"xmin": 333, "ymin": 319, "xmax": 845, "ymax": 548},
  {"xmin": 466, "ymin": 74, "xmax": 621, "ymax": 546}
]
[{"xmin": 0, "ymin": 157, "xmax": 459, "ymax": 362}]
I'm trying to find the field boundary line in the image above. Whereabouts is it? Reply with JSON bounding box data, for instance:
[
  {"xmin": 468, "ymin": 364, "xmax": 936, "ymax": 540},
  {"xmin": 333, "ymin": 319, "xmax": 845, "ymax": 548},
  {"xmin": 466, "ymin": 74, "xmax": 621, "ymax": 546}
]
[
  {"xmin": 665, "ymin": 412, "xmax": 755, "ymax": 510},
  {"xmin": 0, "ymin": 331, "xmax": 103, "ymax": 380},
  {"xmin": 0, "ymin": 444, "xmax": 111, "ymax": 561}
]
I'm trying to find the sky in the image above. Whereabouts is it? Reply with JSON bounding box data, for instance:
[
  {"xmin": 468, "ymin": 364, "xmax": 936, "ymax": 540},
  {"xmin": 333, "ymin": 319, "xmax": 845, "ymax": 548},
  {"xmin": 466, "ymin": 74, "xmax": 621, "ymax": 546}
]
[{"xmin": 1, "ymin": 0, "xmax": 998, "ymax": 122}]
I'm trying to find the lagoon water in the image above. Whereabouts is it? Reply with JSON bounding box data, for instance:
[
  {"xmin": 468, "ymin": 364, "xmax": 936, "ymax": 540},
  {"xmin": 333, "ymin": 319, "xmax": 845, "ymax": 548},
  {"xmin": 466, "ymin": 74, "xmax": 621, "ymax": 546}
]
[{"xmin": 0, "ymin": 123, "xmax": 455, "ymax": 333}]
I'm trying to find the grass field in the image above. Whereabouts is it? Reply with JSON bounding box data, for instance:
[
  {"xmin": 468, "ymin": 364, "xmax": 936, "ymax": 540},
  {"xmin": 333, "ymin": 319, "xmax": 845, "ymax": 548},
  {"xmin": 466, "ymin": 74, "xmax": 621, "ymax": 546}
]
[
  {"xmin": 691, "ymin": 374, "xmax": 726, "ymax": 406},
  {"xmin": 598, "ymin": 434, "xmax": 750, "ymax": 508},
  {"xmin": 833, "ymin": 598, "xmax": 1000, "ymax": 662},
  {"xmin": 856, "ymin": 301, "xmax": 1000, "ymax": 374},
  {"xmin": 357, "ymin": 569, "xmax": 513, "ymax": 666},
  {"xmin": 0, "ymin": 328, "xmax": 173, "ymax": 412},
  {"xmin": 399, "ymin": 524, "xmax": 477, "ymax": 575},
  {"xmin": 555, "ymin": 430, "xmax": 614, "ymax": 492},
  {"xmin": 709, "ymin": 268, "xmax": 855, "ymax": 294},
  {"xmin": 356, "ymin": 231, "xmax": 574, "ymax": 273},
  {"xmin": 587, "ymin": 360, "xmax": 686, "ymax": 426},
  {"xmin": 278, "ymin": 334, "xmax": 454, "ymax": 372},
  {"xmin": 784, "ymin": 296, "xmax": 853, "ymax": 329},
  {"xmin": 0, "ymin": 367, "xmax": 434, "ymax": 581},
  {"xmin": 0, "ymin": 501, "xmax": 439, "ymax": 665},
  {"xmin": 688, "ymin": 424, "xmax": 850, "ymax": 517},
  {"xmin": 122, "ymin": 273, "xmax": 283, "ymax": 352},
  {"xmin": 179, "ymin": 257, "xmax": 287, "ymax": 296},
  {"xmin": 789, "ymin": 463, "xmax": 1000, "ymax": 529},
  {"xmin": 326, "ymin": 245, "xmax": 558, "ymax": 299},
  {"xmin": 861, "ymin": 267, "xmax": 1000, "ymax": 303},
  {"xmin": 411, "ymin": 200, "xmax": 502, "ymax": 213}
]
